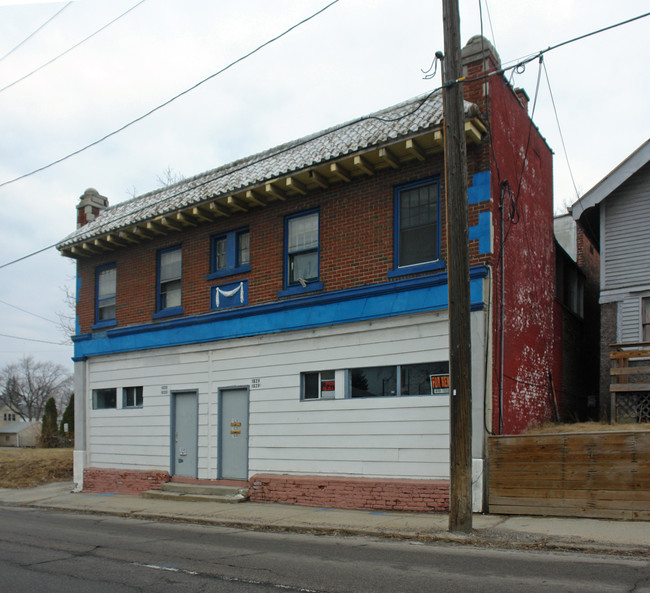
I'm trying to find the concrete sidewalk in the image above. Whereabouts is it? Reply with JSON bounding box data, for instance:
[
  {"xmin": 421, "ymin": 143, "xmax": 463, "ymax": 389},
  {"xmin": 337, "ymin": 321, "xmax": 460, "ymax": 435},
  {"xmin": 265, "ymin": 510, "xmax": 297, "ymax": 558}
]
[{"xmin": 0, "ymin": 482, "xmax": 648, "ymax": 555}]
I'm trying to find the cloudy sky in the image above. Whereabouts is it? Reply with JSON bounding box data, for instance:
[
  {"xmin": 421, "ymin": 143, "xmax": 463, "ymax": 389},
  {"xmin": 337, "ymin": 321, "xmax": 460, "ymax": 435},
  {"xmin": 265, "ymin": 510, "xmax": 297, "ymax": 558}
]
[{"xmin": 0, "ymin": 0, "xmax": 648, "ymax": 373}]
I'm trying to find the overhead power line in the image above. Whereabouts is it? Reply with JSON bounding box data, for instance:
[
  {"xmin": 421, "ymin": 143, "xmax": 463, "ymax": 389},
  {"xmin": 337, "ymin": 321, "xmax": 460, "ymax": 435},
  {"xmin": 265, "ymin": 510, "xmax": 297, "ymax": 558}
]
[
  {"xmin": 0, "ymin": 0, "xmax": 342, "ymax": 191},
  {"xmin": 0, "ymin": 332, "xmax": 63, "ymax": 346},
  {"xmin": 0, "ymin": 0, "xmax": 147, "ymax": 95},
  {"xmin": 0, "ymin": 1, "xmax": 73, "ymax": 63},
  {"xmin": 0, "ymin": 298, "xmax": 58, "ymax": 324},
  {"xmin": 0, "ymin": 8, "xmax": 647, "ymax": 271}
]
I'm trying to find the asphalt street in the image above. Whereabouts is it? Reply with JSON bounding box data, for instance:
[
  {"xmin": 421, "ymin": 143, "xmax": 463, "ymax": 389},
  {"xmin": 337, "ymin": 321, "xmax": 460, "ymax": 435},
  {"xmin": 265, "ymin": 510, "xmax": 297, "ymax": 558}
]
[{"xmin": 1, "ymin": 505, "xmax": 649, "ymax": 593}]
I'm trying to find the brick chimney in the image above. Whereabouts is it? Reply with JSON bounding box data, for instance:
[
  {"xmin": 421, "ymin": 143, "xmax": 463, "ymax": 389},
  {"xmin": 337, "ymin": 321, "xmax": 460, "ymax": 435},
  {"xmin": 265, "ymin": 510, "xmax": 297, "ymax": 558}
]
[
  {"xmin": 76, "ymin": 188, "xmax": 108, "ymax": 228},
  {"xmin": 460, "ymin": 35, "xmax": 501, "ymax": 109},
  {"xmin": 514, "ymin": 88, "xmax": 530, "ymax": 112}
]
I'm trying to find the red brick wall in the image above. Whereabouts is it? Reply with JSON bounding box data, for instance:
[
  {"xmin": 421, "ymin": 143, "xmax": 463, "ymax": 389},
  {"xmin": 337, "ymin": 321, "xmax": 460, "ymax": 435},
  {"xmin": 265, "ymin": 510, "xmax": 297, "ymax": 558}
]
[
  {"xmin": 83, "ymin": 468, "xmax": 170, "ymax": 494},
  {"xmin": 76, "ymin": 151, "xmax": 492, "ymax": 335},
  {"xmin": 249, "ymin": 474, "xmax": 450, "ymax": 512}
]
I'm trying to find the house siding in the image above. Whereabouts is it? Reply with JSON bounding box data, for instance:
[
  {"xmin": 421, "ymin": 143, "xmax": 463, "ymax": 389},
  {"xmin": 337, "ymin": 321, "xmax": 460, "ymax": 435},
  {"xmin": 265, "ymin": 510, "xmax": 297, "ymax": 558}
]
[{"xmin": 602, "ymin": 163, "xmax": 650, "ymax": 292}]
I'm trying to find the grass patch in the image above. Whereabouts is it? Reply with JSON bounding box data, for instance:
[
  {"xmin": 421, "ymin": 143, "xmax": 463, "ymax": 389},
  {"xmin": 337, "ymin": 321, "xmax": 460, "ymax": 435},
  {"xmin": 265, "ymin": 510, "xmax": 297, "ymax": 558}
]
[{"xmin": 0, "ymin": 448, "xmax": 73, "ymax": 488}]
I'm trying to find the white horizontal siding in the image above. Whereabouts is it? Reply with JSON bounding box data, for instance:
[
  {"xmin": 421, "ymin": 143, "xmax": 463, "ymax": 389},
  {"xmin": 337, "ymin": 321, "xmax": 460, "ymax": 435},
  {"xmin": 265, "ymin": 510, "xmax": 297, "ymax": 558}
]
[
  {"xmin": 602, "ymin": 164, "xmax": 650, "ymax": 291},
  {"xmin": 83, "ymin": 310, "xmax": 486, "ymax": 481}
]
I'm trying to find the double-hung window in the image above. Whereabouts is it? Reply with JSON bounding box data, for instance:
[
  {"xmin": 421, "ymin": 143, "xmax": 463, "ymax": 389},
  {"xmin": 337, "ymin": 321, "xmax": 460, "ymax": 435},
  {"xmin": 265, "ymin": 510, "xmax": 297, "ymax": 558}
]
[
  {"xmin": 643, "ymin": 297, "xmax": 650, "ymax": 341},
  {"xmin": 156, "ymin": 246, "xmax": 182, "ymax": 316},
  {"xmin": 391, "ymin": 178, "xmax": 441, "ymax": 276},
  {"xmin": 95, "ymin": 264, "xmax": 116, "ymax": 327},
  {"xmin": 208, "ymin": 228, "xmax": 250, "ymax": 279},
  {"xmin": 286, "ymin": 210, "xmax": 319, "ymax": 289}
]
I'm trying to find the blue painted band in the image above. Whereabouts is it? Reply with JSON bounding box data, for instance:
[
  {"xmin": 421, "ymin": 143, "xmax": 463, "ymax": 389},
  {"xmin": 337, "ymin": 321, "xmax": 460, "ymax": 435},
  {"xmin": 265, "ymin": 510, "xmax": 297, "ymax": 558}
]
[
  {"xmin": 469, "ymin": 211, "xmax": 492, "ymax": 255},
  {"xmin": 74, "ymin": 267, "xmax": 489, "ymax": 359},
  {"xmin": 468, "ymin": 171, "xmax": 490, "ymax": 204}
]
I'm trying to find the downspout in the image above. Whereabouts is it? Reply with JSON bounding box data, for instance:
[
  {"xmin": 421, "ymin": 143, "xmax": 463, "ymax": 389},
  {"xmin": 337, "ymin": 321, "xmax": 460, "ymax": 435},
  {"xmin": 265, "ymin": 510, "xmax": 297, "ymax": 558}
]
[{"xmin": 499, "ymin": 183, "xmax": 505, "ymax": 435}]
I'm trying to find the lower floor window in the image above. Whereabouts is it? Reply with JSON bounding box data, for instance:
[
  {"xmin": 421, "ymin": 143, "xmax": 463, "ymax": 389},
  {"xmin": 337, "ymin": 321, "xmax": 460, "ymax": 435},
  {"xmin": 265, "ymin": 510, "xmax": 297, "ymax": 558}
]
[
  {"xmin": 351, "ymin": 362, "xmax": 449, "ymax": 397},
  {"xmin": 123, "ymin": 386, "xmax": 143, "ymax": 408},
  {"xmin": 302, "ymin": 371, "xmax": 335, "ymax": 399},
  {"xmin": 301, "ymin": 362, "xmax": 449, "ymax": 400},
  {"xmin": 93, "ymin": 388, "xmax": 117, "ymax": 409}
]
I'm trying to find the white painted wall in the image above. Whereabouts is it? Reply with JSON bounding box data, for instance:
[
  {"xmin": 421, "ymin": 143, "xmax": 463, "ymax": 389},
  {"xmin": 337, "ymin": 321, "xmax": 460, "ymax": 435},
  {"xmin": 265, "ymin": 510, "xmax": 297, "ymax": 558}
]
[{"xmin": 84, "ymin": 309, "xmax": 487, "ymax": 484}]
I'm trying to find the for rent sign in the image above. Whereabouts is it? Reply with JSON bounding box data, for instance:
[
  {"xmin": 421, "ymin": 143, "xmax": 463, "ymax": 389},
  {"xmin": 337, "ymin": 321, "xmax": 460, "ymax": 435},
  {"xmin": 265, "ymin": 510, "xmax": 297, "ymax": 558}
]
[{"xmin": 430, "ymin": 374, "xmax": 450, "ymax": 395}]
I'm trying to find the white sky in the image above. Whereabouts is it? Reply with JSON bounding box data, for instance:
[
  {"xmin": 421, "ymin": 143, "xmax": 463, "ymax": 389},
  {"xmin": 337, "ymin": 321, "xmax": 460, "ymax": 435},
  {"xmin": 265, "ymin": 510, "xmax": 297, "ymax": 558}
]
[{"xmin": 0, "ymin": 0, "xmax": 648, "ymax": 372}]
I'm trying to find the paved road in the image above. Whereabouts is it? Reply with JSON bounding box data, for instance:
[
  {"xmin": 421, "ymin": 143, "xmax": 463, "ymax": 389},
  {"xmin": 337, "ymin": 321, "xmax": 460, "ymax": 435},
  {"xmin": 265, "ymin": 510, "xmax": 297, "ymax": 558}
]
[{"xmin": 1, "ymin": 505, "xmax": 648, "ymax": 593}]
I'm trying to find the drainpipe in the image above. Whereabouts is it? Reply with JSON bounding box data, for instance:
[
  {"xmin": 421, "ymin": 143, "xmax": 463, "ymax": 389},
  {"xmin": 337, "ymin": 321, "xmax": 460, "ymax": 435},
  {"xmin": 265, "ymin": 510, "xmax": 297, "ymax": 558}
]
[{"xmin": 499, "ymin": 184, "xmax": 505, "ymax": 435}]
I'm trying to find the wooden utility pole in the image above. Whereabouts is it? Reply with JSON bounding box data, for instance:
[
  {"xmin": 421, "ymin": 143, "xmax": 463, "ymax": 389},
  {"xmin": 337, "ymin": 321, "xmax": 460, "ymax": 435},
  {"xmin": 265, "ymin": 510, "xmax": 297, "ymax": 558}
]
[{"xmin": 442, "ymin": 0, "xmax": 473, "ymax": 532}]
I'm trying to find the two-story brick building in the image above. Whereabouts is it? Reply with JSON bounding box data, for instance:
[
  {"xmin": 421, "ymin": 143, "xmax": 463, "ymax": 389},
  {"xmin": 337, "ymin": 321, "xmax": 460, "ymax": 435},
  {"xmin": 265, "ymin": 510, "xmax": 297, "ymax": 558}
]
[{"xmin": 57, "ymin": 36, "xmax": 556, "ymax": 512}]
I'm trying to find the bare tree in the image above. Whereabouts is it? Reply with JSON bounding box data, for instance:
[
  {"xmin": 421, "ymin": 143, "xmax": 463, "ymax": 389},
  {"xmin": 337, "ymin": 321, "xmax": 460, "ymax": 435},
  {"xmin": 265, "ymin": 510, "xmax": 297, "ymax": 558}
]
[
  {"xmin": 55, "ymin": 276, "xmax": 76, "ymax": 343},
  {"xmin": 0, "ymin": 356, "xmax": 72, "ymax": 422},
  {"xmin": 156, "ymin": 166, "xmax": 184, "ymax": 188}
]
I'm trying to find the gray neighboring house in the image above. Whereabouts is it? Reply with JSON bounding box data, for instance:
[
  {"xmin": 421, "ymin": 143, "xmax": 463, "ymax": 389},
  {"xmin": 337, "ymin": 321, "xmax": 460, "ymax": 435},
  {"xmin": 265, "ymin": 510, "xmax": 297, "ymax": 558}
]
[{"xmin": 571, "ymin": 139, "xmax": 650, "ymax": 420}]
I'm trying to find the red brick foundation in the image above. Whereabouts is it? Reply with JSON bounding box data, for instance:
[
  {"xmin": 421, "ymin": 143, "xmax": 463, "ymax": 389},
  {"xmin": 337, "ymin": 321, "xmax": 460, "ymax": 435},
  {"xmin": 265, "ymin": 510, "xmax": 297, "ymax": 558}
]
[
  {"xmin": 249, "ymin": 474, "xmax": 450, "ymax": 512},
  {"xmin": 83, "ymin": 468, "xmax": 170, "ymax": 494}
]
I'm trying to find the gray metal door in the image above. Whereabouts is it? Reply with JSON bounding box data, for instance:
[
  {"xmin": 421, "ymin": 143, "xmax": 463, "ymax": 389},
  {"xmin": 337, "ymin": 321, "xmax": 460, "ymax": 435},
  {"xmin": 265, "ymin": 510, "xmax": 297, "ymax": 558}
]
[
  {"xmin": 172, "ymin": 391, "xmax": 198, "ymax": 478},
  {"xmin": 219, "ymin": 388, "xmax": 249, "ymax": 479}
]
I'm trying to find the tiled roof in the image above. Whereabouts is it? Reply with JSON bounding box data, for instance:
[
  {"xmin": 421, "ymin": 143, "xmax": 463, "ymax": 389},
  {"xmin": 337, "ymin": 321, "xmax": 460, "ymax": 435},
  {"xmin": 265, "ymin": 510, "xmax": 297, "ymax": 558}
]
[{"xmin": 57, "ymin": 90, "xmax": 476, "ymax": 248}]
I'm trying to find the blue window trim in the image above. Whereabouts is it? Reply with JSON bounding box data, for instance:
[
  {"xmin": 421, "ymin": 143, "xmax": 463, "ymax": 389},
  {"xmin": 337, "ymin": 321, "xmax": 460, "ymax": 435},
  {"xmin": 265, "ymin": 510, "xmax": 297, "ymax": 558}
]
[
  {"xmin": 281, "ymin": 208, "xmax": 321, "ymax": 295},
  {"xmin": 93, "ymin": 263, "xmax": 116, "ymax": 330},
  {"xmin": 207, "ymin": 227, "xmax": 251, "ymax": 280},
  {"xmin": 155, "ymin": 245, "xmax": 184, "ymax": 318},
  {"xmin": 391, "ymin": 176, "xmax": 441, "ymax": 275}
]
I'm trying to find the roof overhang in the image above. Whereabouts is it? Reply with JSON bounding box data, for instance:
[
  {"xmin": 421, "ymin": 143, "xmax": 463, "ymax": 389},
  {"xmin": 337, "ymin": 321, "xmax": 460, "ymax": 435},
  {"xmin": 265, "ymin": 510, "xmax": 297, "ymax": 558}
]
[
  {"xmin": 59, "ymin": 118, "xmax": 486, "ymax": 259},
  {"xmin": 570, "ymin": 139, "xmax": 650, "ymax": 248}
]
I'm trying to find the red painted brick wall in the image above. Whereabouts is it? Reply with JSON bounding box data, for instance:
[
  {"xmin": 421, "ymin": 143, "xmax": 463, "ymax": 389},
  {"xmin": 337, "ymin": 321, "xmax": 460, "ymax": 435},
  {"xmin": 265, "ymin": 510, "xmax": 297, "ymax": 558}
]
[
  {"xmin": 83, "ymin": 468, "xmax": 170, "ymax": 494},
  {"xmin": 249, "ymin": 474, "xmax": 450, "ymax": 512},
  {"xmin": 466, "ymin": 51, "xmax": 556, "ymax": 434}
]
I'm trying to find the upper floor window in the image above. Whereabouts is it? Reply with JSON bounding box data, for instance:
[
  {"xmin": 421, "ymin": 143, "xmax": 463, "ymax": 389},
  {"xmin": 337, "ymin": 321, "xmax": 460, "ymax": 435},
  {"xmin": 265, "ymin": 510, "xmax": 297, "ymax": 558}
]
[
  {"xmin": 95, "ymin": 264, "xmax": 116, "ymax": 327},
  {"xmin": 395, "ymin": 178, "xmax": 440, "ymax": 269},
  {"xmin": 156, "ymin": 246, "xmax": 182, "ymax": 316},
  {"xmin": 286, "ymin": 210, "xmax": 319, "ymax": 287},
  {"xmin": 208, "ymin": 228, "xmax": 251, "ymax": 279}
]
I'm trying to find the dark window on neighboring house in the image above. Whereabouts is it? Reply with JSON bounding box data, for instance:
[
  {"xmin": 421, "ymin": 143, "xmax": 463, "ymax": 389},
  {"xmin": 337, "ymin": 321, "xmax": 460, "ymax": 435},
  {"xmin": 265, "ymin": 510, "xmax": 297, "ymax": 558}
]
[
  {"xmin": 556, "ymin": 248, "xmax": 584, "ymax": 318},
  {"xmin": 395, "ymin": 178, "xmax": 440, "ymax": 268},
  {"xmin": 642, "ymin": 297, "xmax": 650, "ymax": 341},
  {"xmin": 208, "ymin": 228, "xmax": 250, "ymax": 279},
  {"xmin": 93, "ymin": 388, "xmax": 117, "ymax": 409},
  {"xmin": 95, "ymin": 264, "xmax": 116, "ymax": 325}
]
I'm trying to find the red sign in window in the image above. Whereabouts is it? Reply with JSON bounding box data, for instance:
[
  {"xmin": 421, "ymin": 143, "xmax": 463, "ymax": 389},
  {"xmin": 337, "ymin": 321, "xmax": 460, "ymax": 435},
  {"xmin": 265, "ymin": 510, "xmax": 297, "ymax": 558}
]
[
  {"xmin": 430, "ymin": 374, "xmax": 450, "ymax": 394},
  {"xmin": 321, "ymin": 380, "xmax": 335, "ymax": 392}
]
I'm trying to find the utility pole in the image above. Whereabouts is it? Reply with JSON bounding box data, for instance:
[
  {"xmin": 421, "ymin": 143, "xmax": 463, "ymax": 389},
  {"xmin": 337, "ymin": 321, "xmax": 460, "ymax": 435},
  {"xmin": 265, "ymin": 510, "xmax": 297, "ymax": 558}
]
[{"xmin": 442, "ymin": 0, "xmax": 473, "ymax": 533}]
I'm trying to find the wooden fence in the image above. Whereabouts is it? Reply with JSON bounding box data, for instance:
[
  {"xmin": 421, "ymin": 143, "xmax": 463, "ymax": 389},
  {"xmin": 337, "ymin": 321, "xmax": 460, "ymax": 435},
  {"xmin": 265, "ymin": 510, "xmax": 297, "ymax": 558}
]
[{"xmin": 488, "ymin": 431, "xmax": 650, "ymax": 520}]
